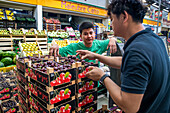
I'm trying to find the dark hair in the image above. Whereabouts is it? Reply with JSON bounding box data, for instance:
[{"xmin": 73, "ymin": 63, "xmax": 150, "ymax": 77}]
[
  {"xmin": 79, "ymin": 22, "xmax": 94, "ymax": 34},
  {"xmin": 108, "ymin": 0, "xmax": 147, "ymax": 23}
]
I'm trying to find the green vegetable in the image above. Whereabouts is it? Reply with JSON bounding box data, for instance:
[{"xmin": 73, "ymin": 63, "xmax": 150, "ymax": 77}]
[
  {"xmin": 2, "ymin": 51, "xmax": 16, "ymax": 58},
  {"xmin": 1, "ymin": 57, "xmax": 13, "ymax": 66},
  {"xmin": 6, "ymin": 65, "xmax": 16, "ymax": 67},
  {"xmin": 13, "ymin": 57, "xmax": 16, "ymax": 64},
  {"xmin": 0, "ymin": 62, "xmax": 4, "ymax": 67}
]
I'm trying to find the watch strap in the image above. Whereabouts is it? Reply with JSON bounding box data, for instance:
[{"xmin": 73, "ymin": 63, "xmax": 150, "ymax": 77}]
[{"xmin": 99, "ymin": 74, "xmax": 110, "ymax": 86}]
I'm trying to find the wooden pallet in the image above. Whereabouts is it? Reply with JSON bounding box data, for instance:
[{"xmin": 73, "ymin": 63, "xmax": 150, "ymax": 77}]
[
  {"xmin": 0, "ymin": 36, "xmax": 13, "ymax": 51},
  {"xmin": 37, "ymin": 35, "xmax": 48, "ymax": 51}
]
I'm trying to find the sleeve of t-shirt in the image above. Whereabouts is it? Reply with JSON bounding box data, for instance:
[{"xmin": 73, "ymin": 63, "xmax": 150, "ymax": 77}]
[
  {"xmin": 59, "ymin": 43, "xmax": 74, "ymax": 57},
  {"xmin": 97, "ymin": 39, "xmax": 110, "ymax": 53},
  {"xmin": 121, "ymin": 50, "xmax": 151, "ymax": 94}
]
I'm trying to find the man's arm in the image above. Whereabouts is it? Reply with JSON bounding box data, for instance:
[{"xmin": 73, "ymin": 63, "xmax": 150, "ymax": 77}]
[
  {"xmin": 86, "ymin": 67, "xmax": 143, "ymax": 113},
  {"xmin": 76, "ymin": 50, "xmax": 122, "ymax": 69},
  {"xmin": 96, "ymin": 54, "xmax": 122, "ymax": 69},
  {"xmin": 104, "ymin": 77, "xmax": 143, "ymax": 113}
]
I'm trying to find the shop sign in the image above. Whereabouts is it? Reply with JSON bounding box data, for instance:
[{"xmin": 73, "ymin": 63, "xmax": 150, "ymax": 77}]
[
  {"xmin": 143, "ymin": 19, "xmax": 161, "ymax": 26},
  {"xmin": 40, "ymin": 0, "xmax": 107, "ymax": 17},
  {"xmin": 8, "ymin": 0, "xmax": 37, "ymax": 5},
  {"xmin": 8, "ymin": 0, "xmax": 107, "ymax": 16}
]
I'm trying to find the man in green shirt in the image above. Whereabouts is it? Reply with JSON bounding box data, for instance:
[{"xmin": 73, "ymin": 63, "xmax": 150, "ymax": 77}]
[{"xmin": 49, "ymin": 22, "xmax": 117, "ymax": 63}]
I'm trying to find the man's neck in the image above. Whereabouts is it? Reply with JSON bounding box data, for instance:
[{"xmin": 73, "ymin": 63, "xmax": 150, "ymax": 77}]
[
  {"xmin": 124, "ymin": 23, "xmax": 145, "ymax": 41},
  {"xmin": 83, "ymin": 42, "xmax": 92, "ymax": 47}
]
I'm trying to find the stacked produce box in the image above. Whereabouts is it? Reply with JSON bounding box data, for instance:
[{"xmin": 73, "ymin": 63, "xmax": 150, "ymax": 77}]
[
  {"xmin": 16, "ymin": 55, "xmax": 98, "ymax": 113},
  {"xmin": 0, "ymin": 71, "xmax": 19, "ymax": 113},
  {"xmin": 76, "ymin": 61, "xmax": 98, "ymax": 113}
]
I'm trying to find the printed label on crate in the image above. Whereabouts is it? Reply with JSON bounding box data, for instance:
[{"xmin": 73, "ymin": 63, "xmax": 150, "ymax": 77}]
[
  {"xmin": 78, "ymin": 103, "xmax": 97, "ymax": 113},
  {"xmin": 17, "ymin": 71, "xmax": 27, "ymax": 85},
  {"xmin": 77, "ymin": 91, "xmax": 97, "ymax": 109},
  {"xmin": 77, "ymin": 80, "xmax": 97, "ymax": 95},
  {"xmin": 29, "ymin": 94, "xmax": 75, "ymax": 113},
  {"xmin": 32, "ymin": 68, "xmax": 49, "ymax": 86},
  {"xmin": 16, "ymin": 60, "xmax": 26, "ymax": 72}
]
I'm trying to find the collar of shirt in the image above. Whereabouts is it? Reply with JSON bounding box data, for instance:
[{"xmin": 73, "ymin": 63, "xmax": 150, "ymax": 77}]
[{"xmin": 123, "ymin": 28, "xmax": 152, "ymax": 51}]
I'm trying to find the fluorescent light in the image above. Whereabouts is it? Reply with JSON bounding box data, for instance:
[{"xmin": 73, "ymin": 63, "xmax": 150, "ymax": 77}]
[
  {"xmin": 152, "ymin": 3, "xmax": 156, "ymax": 5},
  {"xmin": 163, "ymin": 9, "xmax": 169, "ymax": 12},
  {"xmin": 152, "ymin": 4, "xmax": 159, "ymax": 8}
]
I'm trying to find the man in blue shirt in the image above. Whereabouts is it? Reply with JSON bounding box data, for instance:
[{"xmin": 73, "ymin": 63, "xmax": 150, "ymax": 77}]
[{"xmin": 76, "ymin": 0, "xmax": 170, "ymax": 113}]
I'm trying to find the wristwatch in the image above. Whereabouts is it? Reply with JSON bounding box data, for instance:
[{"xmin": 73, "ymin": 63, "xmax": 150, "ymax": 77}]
[{"xmin": 99, "ymin": 74, "xmax": 110, "ymax": 86}]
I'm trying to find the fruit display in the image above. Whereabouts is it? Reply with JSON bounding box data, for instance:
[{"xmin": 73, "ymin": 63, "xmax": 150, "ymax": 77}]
[
  {"xmin": 37, "ymin": 30, "xmax": 46, "ymax": 35},
  {"xmin": 0, "ymin": 29, "xmax": 10, "ymax": 35},
  {"xmin": 57, "ymin": 104, "xmax": 71, "ymax": 113},
  {"xmin": 69, "ymin": 39, "xmax": 79, "ymax": 44},
  {"xmin": 54, "ymin": 40, "xmax": 68, "ymax": 48},
  {"xmin": 0, "ymin": 51, "xmax": 16, "ymax": 68},
  {"xmin": 65, "ymin": 27, "xmax": 75, "ymax": 37},
  {"xmin": 20, "ymin": 42, "xmax": 43, "ymax": 57},
  {"xmin": 11, "ymin": 29, "xmax": 23, "ymax": 35},
  {"xmin": 75, "ymin": 30, "xmax": 80, "ymax": 38},
  {"xmin": 0, "ymin": 71, "xmax": 19, "ymax": 113},
  {"xmin": 25, "ymin": 30, "xmax": 35, "ymax": 35},
  {"xmin": 48, "ymin": 30, "xmax": 69, "ymax": 38}
]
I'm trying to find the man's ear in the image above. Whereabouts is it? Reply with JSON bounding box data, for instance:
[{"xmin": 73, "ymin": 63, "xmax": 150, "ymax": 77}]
[{"xmin": 123, "ymin": 11, "xmax": 128, "ymax": 23}]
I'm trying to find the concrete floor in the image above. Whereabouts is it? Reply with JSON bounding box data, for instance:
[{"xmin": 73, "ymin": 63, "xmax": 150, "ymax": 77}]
[{"xmin": 97, "ymin": 94, "xmax": 109, "ymax": 109}]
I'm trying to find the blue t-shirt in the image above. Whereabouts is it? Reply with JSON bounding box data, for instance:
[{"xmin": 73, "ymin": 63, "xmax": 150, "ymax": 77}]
[{"xmin": 121, "ymin": 28, "xmax": 170, "ymax": 113}]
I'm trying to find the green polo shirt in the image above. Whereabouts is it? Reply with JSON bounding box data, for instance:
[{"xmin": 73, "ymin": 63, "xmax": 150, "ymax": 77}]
[{"xmin": 59, "ymin": 39, "xmax": 109, "ymax": 63}]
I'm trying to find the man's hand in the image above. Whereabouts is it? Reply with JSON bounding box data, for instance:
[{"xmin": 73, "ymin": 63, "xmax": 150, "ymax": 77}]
[
  {"xmin": 76, "ymin": 50, "xmax": 97, "ymax": 60},
  {"xmin": 49, "ymin": 44, "xmax": 59, "ymax": 57},
  {"xmin": 107, "ymin": 37, "xmax": 117, "ymax": 54},
  {"xmin": 86, "ymin": 66, "xmax": 105, "ymax": 81}
]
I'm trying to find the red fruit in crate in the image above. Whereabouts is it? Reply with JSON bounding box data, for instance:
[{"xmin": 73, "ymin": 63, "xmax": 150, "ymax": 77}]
[
  {"xmin": 55, "ymin": 97, "xmax": 60, "ymax": 103},
  {"xmin": 68, "ymin": 74, "xmax": 72, "ymax": 78},
  {"xmin": 61, "ymin": 93, "xmax": 65, "ymax": 100},
  {"xmin": 60, "ymin": 90, "xmax": 64, "ymax": 95},
  {"xmin": 17, "ymin": 48, "xmax": 19, "ymax": 50},
  {"xmin": 60, "ymin": 106, "xmax": 65, "ymax": 111},
  {"xmin": 0, "ymin": 89, "xmax": 4, "ymax": 94},
  {"xmin": 50, "ymin": 80, "xmax": 57, "ymax": 87},
  {"xmin": 83, "ymin": 87, "xmax": 87, "ymax": 92},
  {"xmin": 14, "ymin": 93, "xmax": 18, "ymax": 97},
  {"xmin": 35, "ymin": 91, "xmax": 38, "ymax": 96},
  {"xmin": 65, "ymin": 109, "xmax": 71, "ymax": 113},
  {"xmin": 17, "ymin": 51, "xmax": 19, "ymax": 53},
  {"xmin": 79, "ymin": 88, "xmax": 83, "ymax": 93},
  {"xmin": 91, "ymin": 108, "xmax": 94, "ymax": 112},
  {"xmin": 78, "ymin": 102, "xmax": 82, "ymax": 107},
  {"xmin": 86, "ymin": 82, "xmax": 90, "ymax": 89},
  {"xmin": 89, "ymin": 85, "xmax": 94, "ymax": 90},
  {"xmin": 89, "ymin": 98, "xmax": 93, "ymax": 103},
  {"xmin": 78, "ymin": 73, "xmax": 83, "ymax": 78},
  {"xmin": 68, "ymin": 90, "xmax": 71, "ymax": 95},
  {"xmin": 65, "ymin": 93, "xmax": 70, "ymax": 99},
  {"xmin": 50, "ymin": 98, "xmax": 56, "ymax": 104},
  {"xmin": 69, "ymin": 106, "xmax": 71, "ymax": 110},
  {"xmin": 83, "ymin": 101, "xmax": 86, "ymax": 106},
  {"xmin": 60, "ymin": 73, "xmax": 65, "ymax": 78},
  {"xmin": 57, "ymin": 78, "xmax": 62, "ymax": 85},
  {"xmin": 86, "ymin": 95, "xmax": 89, "ymax": 101},
  {"xmin": 61, "ymin": 76, "xmax": 65, "ymax": 83},
  {"xmin": 86, "ymin": 67, "xmax": 89, "ymax": 72},
  {"xmin": 85, "ymin": 108, "xmax": 89, "ymax": 112},
  {"xmin": 65, "ymin": 77, "xmax": 71, "ymax": 83}
]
